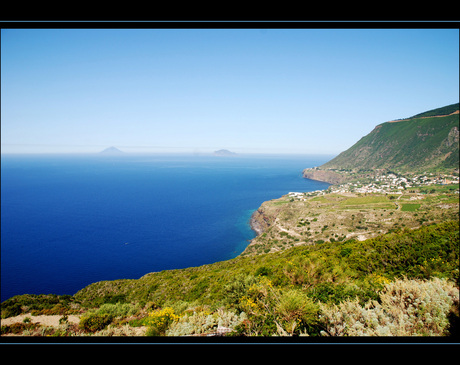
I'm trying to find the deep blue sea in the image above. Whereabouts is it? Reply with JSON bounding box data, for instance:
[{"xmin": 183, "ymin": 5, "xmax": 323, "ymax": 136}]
[{"xmin": 1, "ymin": 153, "xmax": 332, "ymax": 301}]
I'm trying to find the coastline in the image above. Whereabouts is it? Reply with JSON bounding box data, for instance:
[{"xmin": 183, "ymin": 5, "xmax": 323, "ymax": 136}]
[
  {"xmin": 302, "ymin": 167, "xmax": 347, "ymax": 185},
  {"xmin": 244, "ymin": 203, "xmax": 278, "ymax": 255},
  {"xmin": 246, "ymin": 174, "xmax": 333, "ymax": 252},
  {"xmin": 249, "ymin": 210, "xmax": 264, "ymax": 236}
]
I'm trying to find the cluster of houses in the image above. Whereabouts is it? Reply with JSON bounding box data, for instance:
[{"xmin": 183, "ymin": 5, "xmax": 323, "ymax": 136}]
[
  {"xmin": 288, "ymin": 191, "xmax": 323, "ymax": 201},
  {"xmin": 288, "ymin": 171, "xmax": 459, "ymax": 199},
  {"xmin": 331, "ymin": 172, "xmax": 459, "ymax": 195}
]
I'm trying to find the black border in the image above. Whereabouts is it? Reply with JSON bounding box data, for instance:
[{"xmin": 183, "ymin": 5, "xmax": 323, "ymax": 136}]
[{"xmin": 1, "ymin": 18, "xmax": 459, "ymax": 348}]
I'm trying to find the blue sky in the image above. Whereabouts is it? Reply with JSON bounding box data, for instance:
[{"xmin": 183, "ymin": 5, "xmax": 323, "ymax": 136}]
[{"xmin": 1, "ymin": 28, "xmax": 459, "ymax": 155}]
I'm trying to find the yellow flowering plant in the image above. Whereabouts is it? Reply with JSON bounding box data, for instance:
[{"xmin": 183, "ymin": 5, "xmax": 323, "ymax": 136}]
[{"xmin": 144, "ymin": 307, "xmax": 181, "ymax": 335}]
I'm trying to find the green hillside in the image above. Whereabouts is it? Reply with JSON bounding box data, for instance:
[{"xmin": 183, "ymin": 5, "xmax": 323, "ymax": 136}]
[
  {"xmin": 408, "ymin": 103, "xmax": 459, "ymax": 119},
  {"xmin": 321, "ymin": 103, "xmax": 459, "ymax": 173}
]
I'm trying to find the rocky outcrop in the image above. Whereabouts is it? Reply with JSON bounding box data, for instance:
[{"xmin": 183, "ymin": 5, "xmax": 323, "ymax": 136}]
[
  {"xmin": 302, "ymin": 168, "xmax": 347, "ymax": 185},
  {"xmin": 249, "ymin": 206, "xmax": 275, "ymax": 236},
  {"xmin": 444, "ymin": 126, "xmax": 459, "ymax": 147}
]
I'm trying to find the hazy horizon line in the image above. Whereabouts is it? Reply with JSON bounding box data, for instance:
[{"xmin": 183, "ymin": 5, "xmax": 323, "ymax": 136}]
[
  {"xmin": 1, "ymin": 144, "xmax": 340, "ymax": 156},
  {"xmin": 1, "ymin": 150, "xmax": 338, "ymax": 157}
]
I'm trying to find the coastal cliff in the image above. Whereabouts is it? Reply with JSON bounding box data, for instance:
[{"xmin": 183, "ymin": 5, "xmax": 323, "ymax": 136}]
[
  {"xmin": 302, "ymin": 168, "xmax": 347, "ymax": 185},
  {"xmin": 249, "ymin": 207, "xmax": 274, "ymax": 236},
  {"xmin": 243, "ymin": 181, "xmax": 459, "ymax": 257}
]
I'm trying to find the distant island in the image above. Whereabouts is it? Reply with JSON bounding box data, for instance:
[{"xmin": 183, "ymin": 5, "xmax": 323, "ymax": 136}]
[
  {"xmin": 100, "ymin": 146, "xmax": 124, "ymax": 155},
  {"xmin": 213, "ymin": 149, "xmax": 237, "ymax": 156}
]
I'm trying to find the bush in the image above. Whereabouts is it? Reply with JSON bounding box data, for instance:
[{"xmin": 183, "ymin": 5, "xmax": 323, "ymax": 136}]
[
  {"xmin": 275, "ymin": 289, "xmax": 319, "ymax": 335},
  {"xmin": 143, "ymin": 307, "xmax": 180, "ymax": 336},
  {"xmin": 1, "ymin": 294, "xmax": 79, "ymax": 318},
  {"xmin": 79, "ymin": 313, "xmax": 113, "ymax": 333},
  {"xmin": 255, "ymin": 266, "xmax": 272, "ymax": 277},
  {"xmin": 237, "ymin": 276, "xmax": 321, "ymax": 336},
  {"xmin": 78, "ymin": 303, "xmax": 137, "ymax": 333},
  {"xmin": 319, "ymin": 277, "xmax": 459, "ymax": 336},
  {"xmin": 166, "ymin": 307, "xmax": 247, "ymax": 336},
  {"xmin": 223, "ymin": 274, "xmax": 257, "ymax": 309},
  {"xmin": 1, "ymin": 303, "xmax": 22, "ymax": 319},
  {"xmin": 96, "ymin": 303, "xmax": 137, "ymax": 317},
  {"xmin": 1, "ymin": 322, "xmax": 39, "ymax": 335}
]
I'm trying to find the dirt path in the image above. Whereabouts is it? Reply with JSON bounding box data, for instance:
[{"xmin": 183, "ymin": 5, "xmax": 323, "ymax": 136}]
[
  {"xmin": 1, "ymin": 313, "xmax": 80, "ymax": 327},
  {"xmin": 394, "ymin": 192, "xmax": 404, "ymax": 210},
  {"xmin": 274, "ymin": 218, "xmax": 303, "ymax": 238},
  {"xmin": 388, "ymin": 110, "xmax": 459, "ymax": 123}
]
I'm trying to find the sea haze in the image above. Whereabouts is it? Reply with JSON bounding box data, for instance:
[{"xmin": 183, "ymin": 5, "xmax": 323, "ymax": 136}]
[{"xmin": 1, "ymin": 153, "xmax": 332, "ymax": 301}]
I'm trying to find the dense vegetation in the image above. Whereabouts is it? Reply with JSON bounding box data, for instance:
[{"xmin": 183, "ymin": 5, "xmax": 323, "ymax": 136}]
[
  {"xmin": 408, "ymin": 102, "xmax": 459, "ymax": 119},
  {"xmin": 3, "ymin": 220, "xmax": 457, "ymax": 336}
]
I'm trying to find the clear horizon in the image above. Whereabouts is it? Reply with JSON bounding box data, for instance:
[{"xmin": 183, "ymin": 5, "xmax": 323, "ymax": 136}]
[{"xmin": 1, "ymin": 28, "xmax": 459, "ymax": 155}]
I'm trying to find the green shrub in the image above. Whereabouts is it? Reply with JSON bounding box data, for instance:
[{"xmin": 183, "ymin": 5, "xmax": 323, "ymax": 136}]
[
  {"xmin": 307, "ymin": 282, "xmax": 379, "ymax": 305},
  {"xmin": 1, "ymin": 322, "xmax": 39, "ymax": 335},
  {"xmin": 223, "ymin": 274, "xmax": 257, "ymax": 309},
  {"xmin": 143, "ymin": 307, "xmax": 180, "ymax": 336},
  {"xmin": 1, "ymin": 294, "xmax": 79, "ymax": 318},
  {"xmin": 275, "ymin": 289, "xmax": 319, "ymax": 335},
  {"xmin": 96, "ymin": 303, "xmax": 137, "ymax": 317},
  {"xmin": 237, "ymin": 276, "xmax": 321, "ymax": 336},
  {"xmin": 1, "ymin": 303, "xmax": 22, "ymax": 318},
  {"xmin": 166, "ymin": 307, "xmax": 247, "ymax": 336},
  {"xmin": 255, "ymin": 266, "xmax": 272, "ymax": 277},
  {"xmin": 79, "ymin": 312, "xmax": 113, "ymax": 333},
  {"xmin": 319, "ymin": 277, "xmax": 459, "ymax": 336}
]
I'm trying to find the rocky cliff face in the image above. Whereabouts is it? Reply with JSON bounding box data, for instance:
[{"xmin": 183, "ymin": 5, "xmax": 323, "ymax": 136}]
[
  {"xmin": 302, "ymin": 168, "xmax": 346, "ymax": 185},
  {"xmin": 249, "ymin": 207, "xmax": 274, "ymax": 235}
]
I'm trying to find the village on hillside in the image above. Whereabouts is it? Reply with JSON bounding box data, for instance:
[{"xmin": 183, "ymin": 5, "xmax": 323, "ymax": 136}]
[{"xmin": 289, "ymin": 170, "xmax": 460, "ymax": 200}]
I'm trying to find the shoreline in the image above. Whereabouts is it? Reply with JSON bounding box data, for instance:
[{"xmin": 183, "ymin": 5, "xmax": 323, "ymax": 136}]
[
  {"xmin": 243, "ymin": 206, "xmax": 273, "ymax": 256},
  {"xmin": 302, "ymin": 168, "xmax": 346, "ymax": 185},
  {"xmin": 249, "ymin": 211, "xmax": 264, "ymax": 236}
]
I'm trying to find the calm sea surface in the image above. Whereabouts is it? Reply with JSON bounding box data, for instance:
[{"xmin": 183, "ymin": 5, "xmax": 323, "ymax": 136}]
[{"xmin": 1, "ymin": 154, "xmax": 332, "ymax": 301}]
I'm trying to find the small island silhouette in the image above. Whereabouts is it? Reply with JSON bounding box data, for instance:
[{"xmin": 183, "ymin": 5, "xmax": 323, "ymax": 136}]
[
  {"xmin": 100, "ymin": 146, "xmax": 124, "ymax": 155},
  {"xmin": 213, "ymin": 149, "xmax": 237, "ymax": 156}
]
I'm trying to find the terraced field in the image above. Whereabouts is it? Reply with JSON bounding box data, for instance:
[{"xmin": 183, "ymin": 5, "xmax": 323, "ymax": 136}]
[{"xmin": 243, "ymin": 185, "xmax": 459, "ymax": 256}]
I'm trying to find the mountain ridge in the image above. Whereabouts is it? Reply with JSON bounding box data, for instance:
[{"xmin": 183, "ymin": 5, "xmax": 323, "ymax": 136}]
[{"xmin": 304, "ymin": 103, "xmax": 459, "ymax": 183}]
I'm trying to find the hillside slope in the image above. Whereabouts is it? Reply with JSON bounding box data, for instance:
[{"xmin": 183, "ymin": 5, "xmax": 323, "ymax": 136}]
[{"xmin": 319, "ymin": 103, "xmax": 459, "ymax": 173}]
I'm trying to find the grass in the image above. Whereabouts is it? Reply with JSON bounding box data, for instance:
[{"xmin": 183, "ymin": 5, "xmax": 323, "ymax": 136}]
[
  {"xmin": 340, "ymin": 203, "xmax": 396, "ymax": 210},
  {"xmin": 339, "ymin": 196, "xmax": 390, "ymax": 205},
  {"xmin": 401, "ymin": 203, "xmax": 421, "ymax": 212},
  {"xmin": 272, "ymin": 200, "xmax": 292, "ymax": 206},
  {"xmin": 338, "ymin": 196, "xmax": 398, "ymax": 211}
]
